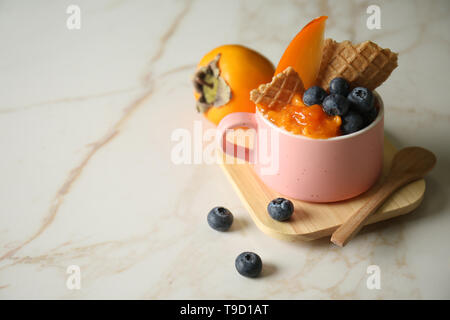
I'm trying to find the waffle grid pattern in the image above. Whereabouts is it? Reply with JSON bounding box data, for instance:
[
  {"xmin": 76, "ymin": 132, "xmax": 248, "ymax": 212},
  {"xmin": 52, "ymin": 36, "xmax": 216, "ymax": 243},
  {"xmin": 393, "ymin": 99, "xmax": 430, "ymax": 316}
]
[
  {"xmin": 317, "ymin": 39, "xmax": 398, "ymax": 91},
  {"xmin": 250, "ymin": 66, "xmax": 304, "ymax": 109}
]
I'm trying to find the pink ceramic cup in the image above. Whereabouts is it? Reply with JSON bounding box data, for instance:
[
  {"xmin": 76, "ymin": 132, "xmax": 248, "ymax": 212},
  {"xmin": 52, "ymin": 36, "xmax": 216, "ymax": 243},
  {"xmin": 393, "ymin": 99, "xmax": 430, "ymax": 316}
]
[{"xmin": 217, "ymin": 93, "xmax": 384, "ymax": 203}]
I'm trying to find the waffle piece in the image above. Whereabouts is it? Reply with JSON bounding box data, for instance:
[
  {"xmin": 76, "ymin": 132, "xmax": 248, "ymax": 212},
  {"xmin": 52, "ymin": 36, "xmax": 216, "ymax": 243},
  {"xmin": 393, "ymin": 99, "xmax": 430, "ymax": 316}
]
[
  {"xmin": 250, "ymin": 66, "xmax": 304, "ymax": 109},
  {"xmin": 317, "ymin": 39, "xmax": 398, "ymax": 91}
]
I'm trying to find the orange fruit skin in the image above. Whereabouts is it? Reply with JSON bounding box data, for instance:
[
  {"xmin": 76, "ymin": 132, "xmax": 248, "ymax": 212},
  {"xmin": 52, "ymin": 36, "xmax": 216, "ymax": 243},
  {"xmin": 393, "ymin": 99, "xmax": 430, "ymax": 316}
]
[
  {"xmin": 275, "ymin": 16, "xmax": 327, "ymax": 90},
  {"xmin": 195, "ymin": 45, "xmax": 275, "ymax": 125}
]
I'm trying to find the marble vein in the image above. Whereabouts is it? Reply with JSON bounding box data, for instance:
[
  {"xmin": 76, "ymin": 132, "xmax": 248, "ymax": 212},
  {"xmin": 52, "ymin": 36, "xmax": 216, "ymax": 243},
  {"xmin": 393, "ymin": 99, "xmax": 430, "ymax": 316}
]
[
  {"xmin": 0, "ymin": 0, "xmax": 194, "ymax": 263},
  {"xmin": 141, "ymin": 0, "xmax": 194, "ymax": 85}
]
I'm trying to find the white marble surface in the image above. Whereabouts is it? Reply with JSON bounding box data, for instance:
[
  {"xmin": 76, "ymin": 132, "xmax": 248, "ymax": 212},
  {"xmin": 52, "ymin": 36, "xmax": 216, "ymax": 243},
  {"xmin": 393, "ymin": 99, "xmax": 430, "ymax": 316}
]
[{"xmin": 0, "ymin": 0, "xmax": 449, "ymax": 299}]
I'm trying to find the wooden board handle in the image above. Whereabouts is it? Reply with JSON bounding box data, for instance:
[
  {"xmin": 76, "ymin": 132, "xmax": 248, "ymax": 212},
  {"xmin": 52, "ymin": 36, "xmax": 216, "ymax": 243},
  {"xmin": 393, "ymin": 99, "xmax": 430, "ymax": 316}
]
[{"xmin": 330, "ymin": 182, "xmax": 399, "ymax": 247}]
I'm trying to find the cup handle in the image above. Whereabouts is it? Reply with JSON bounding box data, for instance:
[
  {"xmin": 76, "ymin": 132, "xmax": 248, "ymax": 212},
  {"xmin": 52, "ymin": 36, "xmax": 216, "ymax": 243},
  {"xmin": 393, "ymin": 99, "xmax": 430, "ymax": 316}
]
[{"xmin": 216, "ymin": 112, "xmax": 257, "ymax": 162}]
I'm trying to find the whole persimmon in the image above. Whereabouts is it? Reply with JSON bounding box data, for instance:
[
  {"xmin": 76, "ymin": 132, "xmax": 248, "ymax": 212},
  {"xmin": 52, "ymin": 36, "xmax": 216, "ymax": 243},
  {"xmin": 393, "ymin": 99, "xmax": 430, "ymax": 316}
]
[{"xmin": 193, "ymin": 45, "xmax": 274, "ymax": 125}]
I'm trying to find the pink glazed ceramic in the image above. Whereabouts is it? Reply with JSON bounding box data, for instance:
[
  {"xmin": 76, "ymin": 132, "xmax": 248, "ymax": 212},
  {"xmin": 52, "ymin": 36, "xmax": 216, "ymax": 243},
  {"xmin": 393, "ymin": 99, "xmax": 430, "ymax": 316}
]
[{"xmin": 217, "ymin": 93, "xmax": 384, "ymax": 203}]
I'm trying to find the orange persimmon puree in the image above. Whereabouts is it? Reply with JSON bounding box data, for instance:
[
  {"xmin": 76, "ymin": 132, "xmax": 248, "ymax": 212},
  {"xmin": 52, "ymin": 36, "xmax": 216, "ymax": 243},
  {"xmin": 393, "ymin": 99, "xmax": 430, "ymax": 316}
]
[{"xmin": 257, "ymin": 94, "xmax": 341, "ymax": 139}]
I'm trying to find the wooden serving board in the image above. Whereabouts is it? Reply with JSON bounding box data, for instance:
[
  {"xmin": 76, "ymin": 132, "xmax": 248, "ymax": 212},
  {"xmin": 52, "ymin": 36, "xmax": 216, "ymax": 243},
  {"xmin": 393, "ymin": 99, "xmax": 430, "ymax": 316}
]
[{"xmin": 218, "ymin": 138, "xmax": 425, "ymax": 241}]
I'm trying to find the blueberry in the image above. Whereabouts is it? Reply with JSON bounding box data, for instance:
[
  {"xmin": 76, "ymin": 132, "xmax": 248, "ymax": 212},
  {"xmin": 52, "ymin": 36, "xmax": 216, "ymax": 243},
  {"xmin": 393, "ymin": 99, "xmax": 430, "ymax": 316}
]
[
  {"xmin": 347, "ymin": 87, "xmax": 374, "ymax": 114},
  {"xmin": 235, "ymin": 252, "xmax": 263, "ymax": 278},
  {"xmin": 341, "ymin": 111, "xmax": 365, "ymax": 135},
  {"xmin": 207, "ymin": 207, "xmax": 233, "ymax": 231},
  {"xmin": 302, "ymin": 86, "xmax": 327, "ymax": 106},
  {"xmin": 267, "ymin": 198, "xmax": 294, "ymax": 221},
  {"xmin": 322, "ymin": 94, "xmax": 350, "ymax": 116},
  {"xmin": 364, "ymin": 107, "xmax": 379, "ymax": 127},
  {"xmin": 329, "ymin": 77, "xmax": 350, "ymax": 96}
]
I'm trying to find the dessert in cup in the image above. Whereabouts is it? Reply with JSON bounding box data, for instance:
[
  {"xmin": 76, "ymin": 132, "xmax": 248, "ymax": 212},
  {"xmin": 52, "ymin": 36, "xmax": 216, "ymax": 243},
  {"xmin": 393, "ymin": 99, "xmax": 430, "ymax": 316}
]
[{"xmin": 195, "ymin": 16, "xmax": 398, "ymax": 202}]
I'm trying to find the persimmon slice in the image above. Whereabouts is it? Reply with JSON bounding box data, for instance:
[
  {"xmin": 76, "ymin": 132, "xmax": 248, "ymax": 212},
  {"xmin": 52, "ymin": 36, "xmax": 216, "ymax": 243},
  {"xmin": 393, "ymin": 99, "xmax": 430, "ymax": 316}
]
[{"xmin": 275, "ymin": 16, "xmax": 327, "ymax": 90}]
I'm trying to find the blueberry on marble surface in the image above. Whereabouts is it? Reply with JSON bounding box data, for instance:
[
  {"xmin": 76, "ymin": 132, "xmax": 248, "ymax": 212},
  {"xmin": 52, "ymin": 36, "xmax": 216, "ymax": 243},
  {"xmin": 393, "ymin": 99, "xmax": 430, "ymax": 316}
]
[
  {"xmin": 235, "ymin": 252, "xmax": 263, "ymax": 278},
  {"xmin": 207, "ymin": 206, "xmax": 233, "ymax": 231}
]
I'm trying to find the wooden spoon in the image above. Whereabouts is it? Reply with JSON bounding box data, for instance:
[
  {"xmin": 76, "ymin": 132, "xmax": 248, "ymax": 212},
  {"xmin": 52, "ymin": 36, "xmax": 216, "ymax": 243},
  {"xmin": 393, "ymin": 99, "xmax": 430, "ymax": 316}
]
[{"xmin": 331, "ymin": 147, "xmax": 436, "ymax": 247}]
